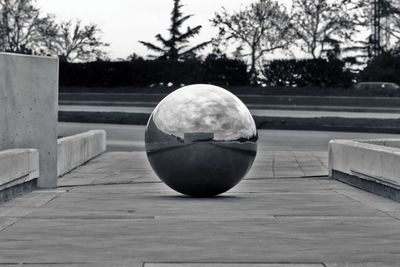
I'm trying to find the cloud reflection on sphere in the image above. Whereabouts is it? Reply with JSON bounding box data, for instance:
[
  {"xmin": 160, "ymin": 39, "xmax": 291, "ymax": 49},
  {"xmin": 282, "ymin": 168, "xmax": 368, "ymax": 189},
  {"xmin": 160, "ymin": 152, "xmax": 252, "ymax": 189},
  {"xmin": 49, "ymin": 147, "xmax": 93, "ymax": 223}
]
[{"xmin": 145, "ymin": 84, "xmax": 258, "ymax": 197}]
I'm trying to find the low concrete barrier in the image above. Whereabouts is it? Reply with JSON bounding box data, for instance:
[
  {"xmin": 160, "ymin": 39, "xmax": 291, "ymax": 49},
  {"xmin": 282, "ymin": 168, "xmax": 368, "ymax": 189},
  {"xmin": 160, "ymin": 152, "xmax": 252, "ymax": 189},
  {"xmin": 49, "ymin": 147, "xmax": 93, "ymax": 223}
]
[
  {"xmin": 0, "ymin": 149, "xmax": 39, "ymax": 202},
  {"xmin": 329, "ymin": 139, "xmax": 400, "ymax": 201},
  {"xmin": 58, "ymin": 130, "xmax": 106, "ymax": 177},
  {"xmin": 359, "ymin": 138, "xmax": 400, "ymax": 149}
]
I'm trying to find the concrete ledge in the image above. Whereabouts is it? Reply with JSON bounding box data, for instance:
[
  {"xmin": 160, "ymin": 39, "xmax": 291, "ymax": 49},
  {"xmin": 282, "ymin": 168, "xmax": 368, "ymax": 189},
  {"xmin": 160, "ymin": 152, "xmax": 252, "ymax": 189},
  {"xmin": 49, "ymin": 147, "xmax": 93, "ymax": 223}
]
[
  {"xmin": 58, "ymin": 130, "xmax": 106, "ymax": 177},
  {"xmin": 332, "ymin": 170, "xmax": 400, "ymax": 202},
  {"xmin": 0, "ymin": 179, "xmax": 37, "ymax": 204},
  {"xmin": 0, "ymin": 149, "xmax": 39, "ymax": 190},
  {"xmin": 329, "ymin": 139, "xmax": 400, "ymax": 201},
  {"xmin": 359, "ymin": 138, "xmax": 400, "ymax": 148}
]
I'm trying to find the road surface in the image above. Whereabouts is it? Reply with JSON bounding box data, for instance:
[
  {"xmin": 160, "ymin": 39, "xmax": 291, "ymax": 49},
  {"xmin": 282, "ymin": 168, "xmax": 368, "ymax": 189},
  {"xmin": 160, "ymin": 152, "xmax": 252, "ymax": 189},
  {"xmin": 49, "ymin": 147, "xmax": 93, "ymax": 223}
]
[
  {"xmin": 60, "ymin": 105, "xmax": 400, "ymax": 119},
  {"xmin": 59, "ymin": 122, "xmax": 400, "ymax": 152}
]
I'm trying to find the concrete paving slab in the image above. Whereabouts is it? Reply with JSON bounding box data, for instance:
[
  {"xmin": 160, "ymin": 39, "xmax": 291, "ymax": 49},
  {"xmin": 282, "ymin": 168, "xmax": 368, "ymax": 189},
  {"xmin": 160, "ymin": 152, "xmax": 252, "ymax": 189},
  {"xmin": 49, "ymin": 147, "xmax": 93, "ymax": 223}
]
[
  {"xmin": 326, "ymin": 264, "xmax": 400, "ymax": 267},
  {"xmin": 298, "ymin": 162, "xmax": 324, "ymax": 168},
  {"xmin": 145, "ymin": 264, "xmax": 324, "ymax": 267},
  {"xmin": 273, "ymin": 162, "xmax": 300, "ymax": 168},
  {"xmin": 300, "ymin": 167, "xmax": 328, "ymax": 177},
  {"xmin": 0, "ymin": 151, "xmax": 399, "ymax": 266},
  {"xmin": 273, "ymin": 169, "xmax": 304, "ymax": 178}
]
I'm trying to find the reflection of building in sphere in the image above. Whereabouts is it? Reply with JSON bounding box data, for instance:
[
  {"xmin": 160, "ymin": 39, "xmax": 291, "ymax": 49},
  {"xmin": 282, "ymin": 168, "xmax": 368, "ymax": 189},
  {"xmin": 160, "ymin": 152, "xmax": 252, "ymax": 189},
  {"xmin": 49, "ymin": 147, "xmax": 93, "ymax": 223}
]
[{"xmin": 145, "ymin": 84, "xmax": 258, "ymax": 197}]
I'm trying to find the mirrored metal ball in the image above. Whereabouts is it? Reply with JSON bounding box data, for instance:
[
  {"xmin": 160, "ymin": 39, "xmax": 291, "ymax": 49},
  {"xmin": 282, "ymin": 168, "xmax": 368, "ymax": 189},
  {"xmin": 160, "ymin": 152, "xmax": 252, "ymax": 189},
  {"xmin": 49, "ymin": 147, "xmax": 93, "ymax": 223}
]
[{"xmin": 145, "ymin": 84, "xmax": 258, "ymax": 197}]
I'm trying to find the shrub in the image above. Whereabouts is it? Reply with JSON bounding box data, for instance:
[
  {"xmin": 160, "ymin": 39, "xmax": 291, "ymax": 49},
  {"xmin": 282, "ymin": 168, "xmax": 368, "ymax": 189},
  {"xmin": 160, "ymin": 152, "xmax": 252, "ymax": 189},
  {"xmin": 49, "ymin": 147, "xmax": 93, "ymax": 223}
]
[
  {"xmin": 359, "ymin": 53, "xmax": 400, "ymax": 84},
  {"xmin": 262, "ymin": 58, "xmax": 354, "ymax": 88}
]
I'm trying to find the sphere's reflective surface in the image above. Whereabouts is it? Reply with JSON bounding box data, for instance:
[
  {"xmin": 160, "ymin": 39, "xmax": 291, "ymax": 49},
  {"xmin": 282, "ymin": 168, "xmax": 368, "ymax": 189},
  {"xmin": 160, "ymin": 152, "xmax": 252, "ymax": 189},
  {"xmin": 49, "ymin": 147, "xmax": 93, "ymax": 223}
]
[{"xmin": 145, "ymin": 84, "xmax": 258, "ymax": 197}]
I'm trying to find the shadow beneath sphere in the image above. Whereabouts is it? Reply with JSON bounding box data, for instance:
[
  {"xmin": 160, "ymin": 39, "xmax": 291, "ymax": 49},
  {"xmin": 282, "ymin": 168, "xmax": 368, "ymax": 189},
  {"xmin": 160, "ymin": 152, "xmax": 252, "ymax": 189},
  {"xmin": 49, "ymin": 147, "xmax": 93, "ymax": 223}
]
[{"xmin": 148, "ymin": 194, "xmax": 244, "ymax": 201}]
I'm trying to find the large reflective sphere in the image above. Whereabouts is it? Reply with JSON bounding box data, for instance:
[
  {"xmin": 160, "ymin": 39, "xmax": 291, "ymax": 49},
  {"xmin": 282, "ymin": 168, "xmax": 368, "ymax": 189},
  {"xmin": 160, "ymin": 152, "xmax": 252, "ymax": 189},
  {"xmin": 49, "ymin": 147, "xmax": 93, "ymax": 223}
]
[{"xmin": 145, "ymin": 84, "xmax": 258, "ymax": 197}]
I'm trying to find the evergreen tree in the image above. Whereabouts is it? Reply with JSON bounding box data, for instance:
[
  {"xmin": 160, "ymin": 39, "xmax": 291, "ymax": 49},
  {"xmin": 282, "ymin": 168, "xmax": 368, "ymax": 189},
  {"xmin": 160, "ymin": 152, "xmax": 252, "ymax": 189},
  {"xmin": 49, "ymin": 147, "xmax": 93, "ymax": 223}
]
[{"xmin": 139, "ymin": 0, "xmax": 210, "ymax": 61}]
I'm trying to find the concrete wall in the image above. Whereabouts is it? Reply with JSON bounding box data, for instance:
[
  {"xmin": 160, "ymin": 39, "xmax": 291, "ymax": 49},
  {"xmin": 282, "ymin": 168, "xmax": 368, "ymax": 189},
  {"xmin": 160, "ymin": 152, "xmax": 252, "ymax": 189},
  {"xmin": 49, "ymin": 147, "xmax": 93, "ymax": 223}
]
[
  {"xmin": 329, "ymin": 139, "xmax": 400, "ymax": 188},
  {"xmin": 0, "ymin": 149, "xmax": 39, "ymax": 190},
  {"xmin": 58, "ymin": 130, "xmax": 106, "ymax": 177},
  {"xmin": 0, "ymin": 53, "xmax": 58, "ymax": 188}
]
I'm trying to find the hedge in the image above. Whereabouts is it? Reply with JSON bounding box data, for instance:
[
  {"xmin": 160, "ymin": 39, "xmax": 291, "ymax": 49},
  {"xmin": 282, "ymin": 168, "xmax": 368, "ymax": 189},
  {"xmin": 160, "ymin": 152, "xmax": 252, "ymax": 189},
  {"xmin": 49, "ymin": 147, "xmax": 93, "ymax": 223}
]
[
  {"xmin": 59, "ymin": 55, "xmax": 250, "ymax": 88},
  {"xmin": 59, "ymin": 56, "xmax": 361, "ymax": 90},
  {"xmin": 262, "ymin": 58, "xmax": 354, "ymax": 88}
]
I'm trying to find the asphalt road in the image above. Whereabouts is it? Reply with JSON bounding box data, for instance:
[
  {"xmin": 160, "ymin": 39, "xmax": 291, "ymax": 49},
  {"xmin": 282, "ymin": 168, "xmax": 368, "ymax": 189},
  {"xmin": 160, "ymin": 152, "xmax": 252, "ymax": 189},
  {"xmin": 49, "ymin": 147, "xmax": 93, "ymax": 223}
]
[
  {"xmin": 59, "ymin": 92, "xmax": 400, "ymax": 109},
  {"xmin": 60, "ymin": 105, "xmax": 400, "ymax": 119},
  {"xmin": 58, "ymin": 122, "xmax": 400, "ymax": 152}
]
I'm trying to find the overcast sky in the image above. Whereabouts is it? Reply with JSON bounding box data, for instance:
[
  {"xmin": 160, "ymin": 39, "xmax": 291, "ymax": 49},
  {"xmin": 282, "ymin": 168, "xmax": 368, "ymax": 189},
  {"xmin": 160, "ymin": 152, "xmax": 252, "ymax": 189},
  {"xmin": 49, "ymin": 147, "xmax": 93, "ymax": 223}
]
[{"xmin": 36, "ymin": 0, "xmax": 291, "ymax": 60}]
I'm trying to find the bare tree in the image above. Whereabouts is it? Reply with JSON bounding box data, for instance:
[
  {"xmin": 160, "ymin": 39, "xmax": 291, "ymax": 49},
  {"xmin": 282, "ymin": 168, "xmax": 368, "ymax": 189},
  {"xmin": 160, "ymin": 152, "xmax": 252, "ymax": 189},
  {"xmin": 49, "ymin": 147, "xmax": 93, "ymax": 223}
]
[
  {"xmin": 290, "ymin": 0, "xmax": 365, "ymax": 59},
  {"xmin": 390, "ymin": 14, "xmax": 400, "ymax": 53},
  {"xmin": 0, "ymin": 0, "xmax": 57, "ymax": 54},
  {"xmin": 50, "ymin": 20, "xmax": 109, "ymax": 62},
  {"xmin": 370, "ymin": 0, "xmax": 400, "ymax": 55},
  {"xmin": 139, "ymin": 0, "xmax": 210, "ymax": 61},
  {"xmin": 212, "ymin": 0, "xmax": 291, "ymax": 82}
]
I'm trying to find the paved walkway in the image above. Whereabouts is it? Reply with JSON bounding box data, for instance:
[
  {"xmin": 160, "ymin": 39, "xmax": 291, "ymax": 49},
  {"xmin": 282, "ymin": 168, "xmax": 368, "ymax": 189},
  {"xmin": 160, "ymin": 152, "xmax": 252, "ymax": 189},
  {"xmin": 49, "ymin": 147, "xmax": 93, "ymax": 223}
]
[{"xmin": 0, "ymin": 151, "xmax": 400, "ymax": 266}]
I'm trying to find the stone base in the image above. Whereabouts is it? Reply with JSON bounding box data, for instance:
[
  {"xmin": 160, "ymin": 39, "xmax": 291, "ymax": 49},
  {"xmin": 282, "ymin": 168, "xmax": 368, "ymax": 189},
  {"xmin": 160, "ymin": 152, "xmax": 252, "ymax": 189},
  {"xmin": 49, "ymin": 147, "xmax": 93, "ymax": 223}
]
[
  {"xmin": 0, "ymin": 179, "xmax": 37, "ymax": 204},
  {"xmin": 332, "ymin": 170, "xmax": 400, "ymax": 202}
]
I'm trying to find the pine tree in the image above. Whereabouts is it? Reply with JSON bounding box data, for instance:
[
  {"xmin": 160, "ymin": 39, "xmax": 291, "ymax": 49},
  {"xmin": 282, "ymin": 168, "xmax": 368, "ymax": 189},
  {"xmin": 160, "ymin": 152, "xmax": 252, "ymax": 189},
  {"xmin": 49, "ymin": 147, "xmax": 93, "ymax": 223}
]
[{"xmin": 139, "ymin": 0, "xmax": 210, "ymax": 61}]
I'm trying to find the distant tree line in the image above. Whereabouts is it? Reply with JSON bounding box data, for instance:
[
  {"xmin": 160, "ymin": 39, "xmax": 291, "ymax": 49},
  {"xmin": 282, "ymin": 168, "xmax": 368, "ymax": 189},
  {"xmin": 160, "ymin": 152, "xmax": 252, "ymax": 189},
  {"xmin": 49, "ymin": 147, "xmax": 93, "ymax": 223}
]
[
  {"xmin": 0, "ymin": 0, "xmax": 108, "ymax": 62},
  {"xmin": 3, "ymin": 0, "xmax": 400, "ymax": 88},
  {"xmin": 60, "ymin": 53, "xmax": 400, "ymax": 89}
]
